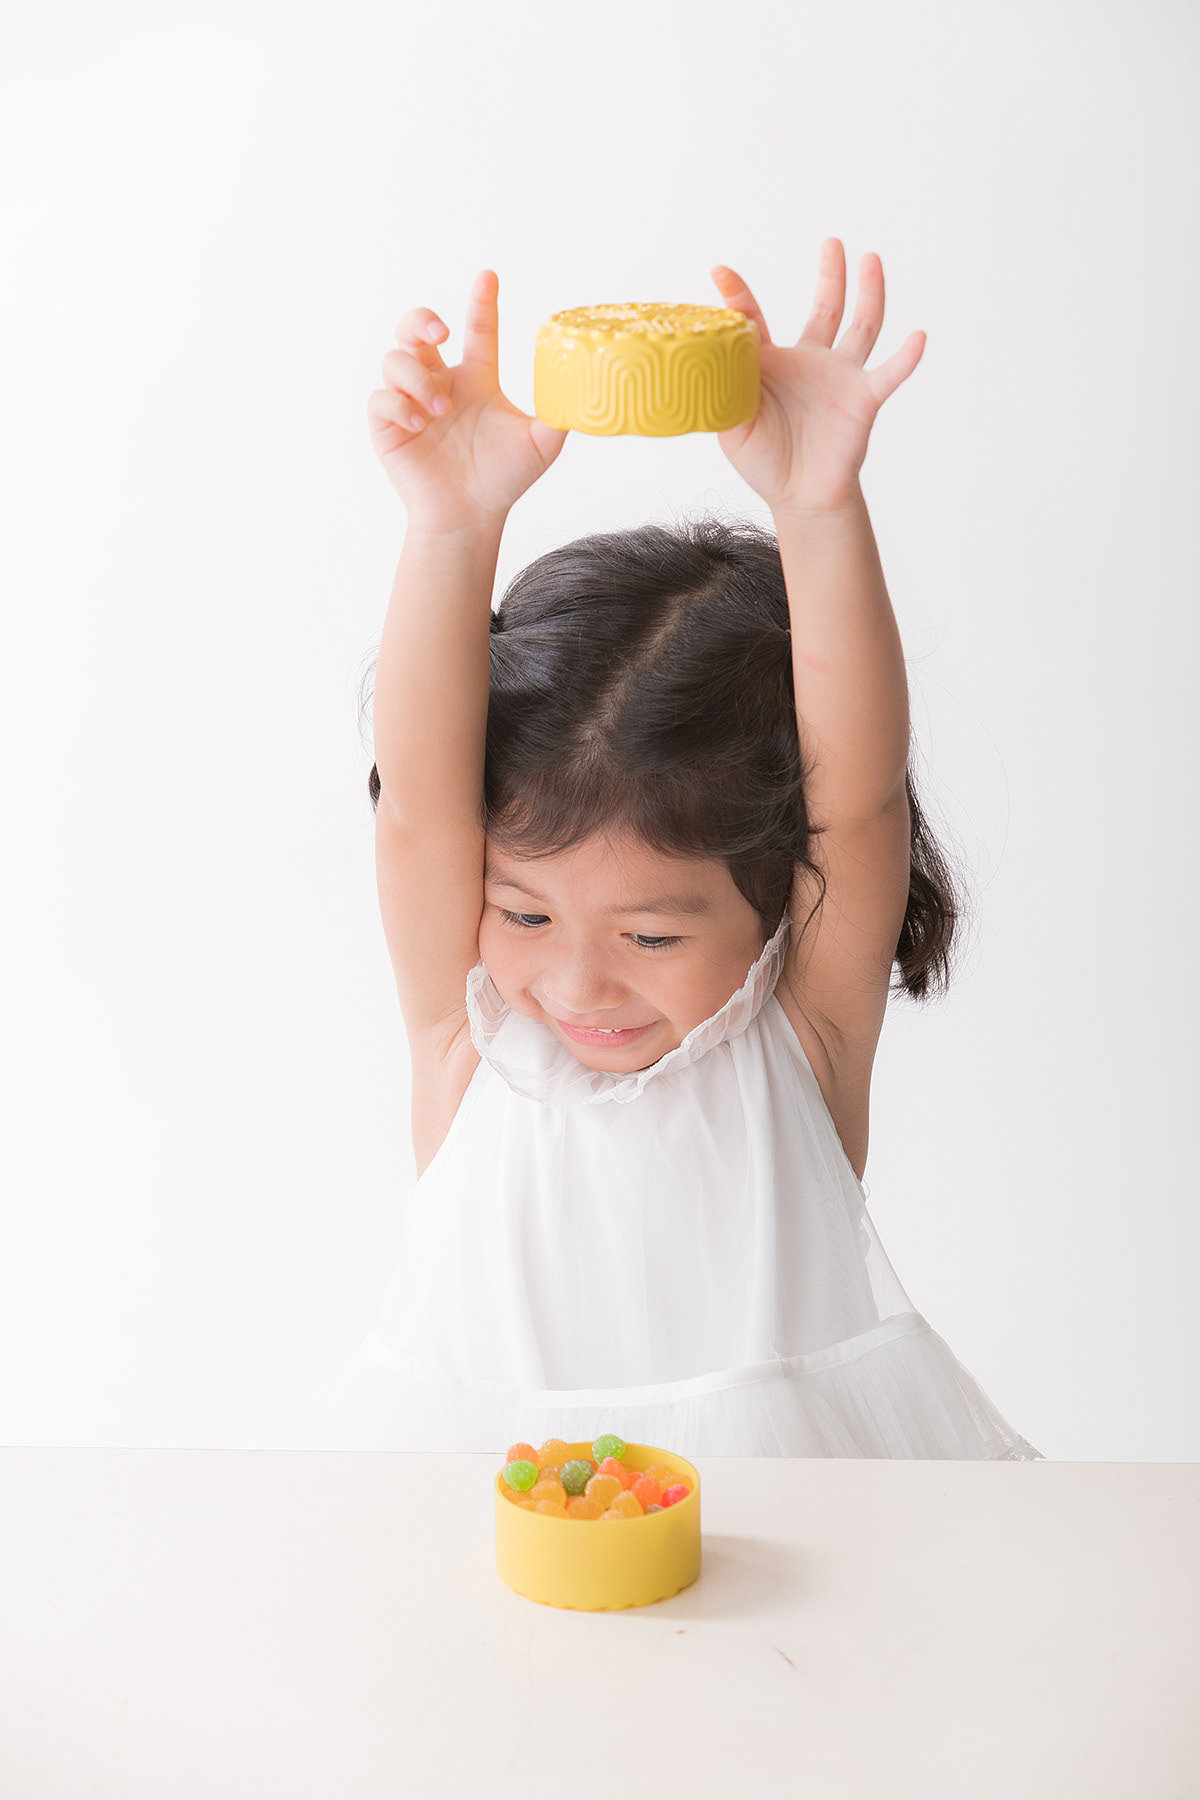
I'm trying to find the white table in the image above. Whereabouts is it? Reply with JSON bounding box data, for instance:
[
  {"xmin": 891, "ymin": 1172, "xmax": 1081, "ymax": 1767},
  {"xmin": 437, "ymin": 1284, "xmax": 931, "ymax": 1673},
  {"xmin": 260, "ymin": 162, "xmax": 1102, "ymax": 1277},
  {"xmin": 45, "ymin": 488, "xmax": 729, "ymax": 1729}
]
[{"xmin": 0, "ymin": 1451, "xmax": 1195, "ymax": 1798}]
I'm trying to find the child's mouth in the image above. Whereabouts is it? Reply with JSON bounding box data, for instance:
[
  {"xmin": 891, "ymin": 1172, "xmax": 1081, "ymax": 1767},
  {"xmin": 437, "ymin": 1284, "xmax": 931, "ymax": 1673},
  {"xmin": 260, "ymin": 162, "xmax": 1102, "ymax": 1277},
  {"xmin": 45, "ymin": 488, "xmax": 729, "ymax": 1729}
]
[{"xmin": 554, "ymin": 1020, "xmax": 656, "ymax": 1047}]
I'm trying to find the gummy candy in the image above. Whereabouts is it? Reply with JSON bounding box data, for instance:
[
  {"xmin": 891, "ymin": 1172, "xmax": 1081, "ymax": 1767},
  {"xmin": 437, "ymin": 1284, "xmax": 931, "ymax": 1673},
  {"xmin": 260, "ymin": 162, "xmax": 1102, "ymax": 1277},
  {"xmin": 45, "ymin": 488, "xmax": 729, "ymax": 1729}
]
[
  {"xmin": 560, "ymin": 1459, "xmax": 594, "ymax": 1497},
  {"xmin": 498, "ymin": 1435, "xmax": 693, "ymax": 1523},
  {"xmin": 606, "ymin": 1490, "xmax": 644, "ymax": 1519},
  {"xmin": 584, "ymin": 1473, "xmax": 622, "ymax": 1509},
  {"xmin": 529, "ymin": 1478, "xmax": 568, "ymax": 1508}
]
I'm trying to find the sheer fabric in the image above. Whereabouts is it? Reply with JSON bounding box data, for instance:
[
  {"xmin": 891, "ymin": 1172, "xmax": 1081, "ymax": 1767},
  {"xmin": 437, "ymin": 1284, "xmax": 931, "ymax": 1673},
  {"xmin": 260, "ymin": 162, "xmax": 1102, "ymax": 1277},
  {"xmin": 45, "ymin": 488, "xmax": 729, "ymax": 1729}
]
[{"xmin": 258, "ymin": 914, "xmax": 1042, "ymax": 1459}]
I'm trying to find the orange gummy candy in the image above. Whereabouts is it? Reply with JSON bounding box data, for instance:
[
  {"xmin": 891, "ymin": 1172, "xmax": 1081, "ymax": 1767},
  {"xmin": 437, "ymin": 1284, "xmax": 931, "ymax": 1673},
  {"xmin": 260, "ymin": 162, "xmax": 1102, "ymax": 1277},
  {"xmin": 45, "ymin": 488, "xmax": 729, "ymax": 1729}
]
[
  {"xmin": 584, "ymin": 1473, "xmax": 622, "ymax": 1509},
  {"xmin": 596, "ymin": 1456, "xmax": 631, "ymax": 1489},
  {"xmin": 565, "ymin": 1495, "xmax": 605, "ymax": 1520},
  {"xmin": 537, "ymin": 1439, "xmax": 572, "ymax": 1469},
  {"xmin": 506, "ymin": 1441, "xmax": 538, "ymax": 1465},
  {"xmin": 529, "ymin": 1478, "xmax": 567, "ymax": 1508},
  {"xmin": 644, "ymin": 1463, "xmax": 676, "ymax": 1485},
  {"xmin": 629, "ymin": 1475, "xmax": 663, "ymax": 1508},
  {"xmin": 533, "ymin": 1499, "xmax": 569, "ymax": 1518}
]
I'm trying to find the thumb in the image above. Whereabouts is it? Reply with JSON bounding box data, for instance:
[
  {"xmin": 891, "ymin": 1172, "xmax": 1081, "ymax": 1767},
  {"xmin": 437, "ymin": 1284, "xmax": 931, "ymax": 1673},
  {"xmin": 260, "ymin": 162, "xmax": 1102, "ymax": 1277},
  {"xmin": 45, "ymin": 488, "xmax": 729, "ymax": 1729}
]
[{"xmin": 530, "ymin": 417, "xmax": 569, "ymax": 465}]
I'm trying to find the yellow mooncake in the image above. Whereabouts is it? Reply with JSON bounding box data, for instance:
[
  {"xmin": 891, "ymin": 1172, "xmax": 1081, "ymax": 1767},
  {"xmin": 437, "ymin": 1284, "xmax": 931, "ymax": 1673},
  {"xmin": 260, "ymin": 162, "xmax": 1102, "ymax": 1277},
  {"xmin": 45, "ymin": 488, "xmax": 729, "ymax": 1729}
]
[{"xmin": 533, "ymin": 302, "xmax": 759, "ymax": 437}]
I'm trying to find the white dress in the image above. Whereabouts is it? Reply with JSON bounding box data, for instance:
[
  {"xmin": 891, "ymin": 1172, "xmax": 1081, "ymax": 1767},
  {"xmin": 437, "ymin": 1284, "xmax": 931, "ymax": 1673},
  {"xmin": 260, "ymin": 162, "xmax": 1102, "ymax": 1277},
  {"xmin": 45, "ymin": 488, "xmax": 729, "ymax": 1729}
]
[{"xmin": 256, "ymin": 915, "xmax": 1043, "ymax": 1459}]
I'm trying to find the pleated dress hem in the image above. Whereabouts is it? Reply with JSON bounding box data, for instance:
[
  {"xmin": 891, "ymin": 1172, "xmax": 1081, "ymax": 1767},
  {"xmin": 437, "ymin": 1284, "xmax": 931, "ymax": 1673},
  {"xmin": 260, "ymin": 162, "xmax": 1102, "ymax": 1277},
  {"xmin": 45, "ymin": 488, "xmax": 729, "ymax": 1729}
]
[{"xmin": 253, "ymin": 1307, "xmax": 1044, "ymax": 1463}]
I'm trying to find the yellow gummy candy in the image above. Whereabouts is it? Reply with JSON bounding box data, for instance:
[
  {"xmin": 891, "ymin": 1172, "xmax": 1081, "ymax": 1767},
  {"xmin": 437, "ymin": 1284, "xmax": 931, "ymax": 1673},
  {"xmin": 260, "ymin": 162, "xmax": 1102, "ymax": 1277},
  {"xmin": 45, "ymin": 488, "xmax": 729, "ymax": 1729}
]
[
  {"xmin": 565, "ymin": 1495, "xmax": 605, "ymax": 1520},
  {"xmin": 607, "ymin": 1490, "xmax": 644, "ymax": 1519},
  {"xmin": 537, "ymin": 1439, "xmax": 572, "ymax": 1469},
  {"xmin": 533, "ymin": 1499, "xmax": 569, "ymax": 1518},
  {"xmin": 584, "ymin": 1473, "xmax": 622, "ymax": 1509},
  {"xmin": 528, "ymin": 1476, "xmax": 568, "ymax": 1504}
]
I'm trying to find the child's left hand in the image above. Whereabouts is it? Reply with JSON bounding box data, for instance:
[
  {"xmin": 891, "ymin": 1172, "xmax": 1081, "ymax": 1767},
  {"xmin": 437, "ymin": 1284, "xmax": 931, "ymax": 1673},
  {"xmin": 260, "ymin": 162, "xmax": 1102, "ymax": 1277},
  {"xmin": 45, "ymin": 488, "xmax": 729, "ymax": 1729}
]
[{"xmin": 711, "ymin": 240, "xmax": 926, "ymax": 513}]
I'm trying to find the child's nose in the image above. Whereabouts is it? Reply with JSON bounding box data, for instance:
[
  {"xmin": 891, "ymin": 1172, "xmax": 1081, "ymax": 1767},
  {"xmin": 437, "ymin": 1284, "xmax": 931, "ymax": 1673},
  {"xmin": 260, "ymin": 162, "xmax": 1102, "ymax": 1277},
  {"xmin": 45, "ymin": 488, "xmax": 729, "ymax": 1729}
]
[{"xmin": 542, "ymin": 960, "xmax": 625, "ymax": 1018}]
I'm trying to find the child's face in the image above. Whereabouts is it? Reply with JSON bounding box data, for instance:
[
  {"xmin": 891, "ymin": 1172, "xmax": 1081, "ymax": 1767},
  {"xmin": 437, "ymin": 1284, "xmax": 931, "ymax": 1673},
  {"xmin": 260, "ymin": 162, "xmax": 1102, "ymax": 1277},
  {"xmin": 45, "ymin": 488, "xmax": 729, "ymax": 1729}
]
[{"xmin": 479, "ymin": 831, "xmax": 767, "ymax": 1070}]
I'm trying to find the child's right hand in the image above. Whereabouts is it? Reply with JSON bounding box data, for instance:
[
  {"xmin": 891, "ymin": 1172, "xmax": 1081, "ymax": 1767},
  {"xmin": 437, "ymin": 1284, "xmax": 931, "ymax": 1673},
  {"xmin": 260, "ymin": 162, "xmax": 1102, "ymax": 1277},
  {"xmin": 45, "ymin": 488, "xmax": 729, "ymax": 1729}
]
[{"xmin": 367, "ymin": 268, "xmax": 568, "ymax": 534}]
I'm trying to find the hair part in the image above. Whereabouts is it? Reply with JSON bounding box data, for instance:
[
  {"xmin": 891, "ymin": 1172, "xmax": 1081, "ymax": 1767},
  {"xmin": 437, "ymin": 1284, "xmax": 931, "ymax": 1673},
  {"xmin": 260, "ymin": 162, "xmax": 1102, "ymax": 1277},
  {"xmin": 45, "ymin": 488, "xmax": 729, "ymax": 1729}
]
[{"xmin": 362, "ymin": 512, "xmax": 973, "ymax": 1002}]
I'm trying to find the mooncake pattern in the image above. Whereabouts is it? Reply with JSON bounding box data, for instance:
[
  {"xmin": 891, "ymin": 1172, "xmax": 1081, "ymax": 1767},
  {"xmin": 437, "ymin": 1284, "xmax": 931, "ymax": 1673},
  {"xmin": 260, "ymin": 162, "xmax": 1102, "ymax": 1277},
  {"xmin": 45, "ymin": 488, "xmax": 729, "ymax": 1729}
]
[{"xmin": 534, "ymin": 302, "xmax": 760, "ymax": 436}]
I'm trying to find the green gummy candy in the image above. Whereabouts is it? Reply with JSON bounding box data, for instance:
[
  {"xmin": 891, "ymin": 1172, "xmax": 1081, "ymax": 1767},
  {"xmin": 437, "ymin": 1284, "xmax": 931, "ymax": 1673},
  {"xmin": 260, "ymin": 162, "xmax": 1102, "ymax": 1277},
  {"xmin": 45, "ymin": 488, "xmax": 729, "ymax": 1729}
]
[
  {"xmin": 502, "ymin": 1458, "xmax": 539, "ymax": 1492},
  {"xmin": 592, "ymin": 1433, "xmax": 627, "ymax": 1463},
  {"xmin": 560, "ymin": 1459, "xmax": 594, "ymax": 1496}
]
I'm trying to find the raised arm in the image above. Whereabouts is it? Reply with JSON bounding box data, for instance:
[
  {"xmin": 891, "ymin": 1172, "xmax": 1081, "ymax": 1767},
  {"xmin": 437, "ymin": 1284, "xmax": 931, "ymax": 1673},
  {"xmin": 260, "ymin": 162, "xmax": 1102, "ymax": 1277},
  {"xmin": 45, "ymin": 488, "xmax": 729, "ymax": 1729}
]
[
  {"xmin": 371, "ymin": 519, "xmax": 503, "ymax": 1046},
  {"xmin": 708, "ymin": 243, "xmax": 925, "ymax": 1093},
  {"xmin": 374, "ymin": 519, "xmax": 501, "ymax": 832},
  {"xmin": 365, "ymin": 271, "xmax": 567, "ymax": 1048},
  {"xmin": 710, "ymin": 241, "xmax": 924, "ymax": 825},
  {"xmin": 771, "ymin": 486, "xmax": 909, "ymax": 825}
]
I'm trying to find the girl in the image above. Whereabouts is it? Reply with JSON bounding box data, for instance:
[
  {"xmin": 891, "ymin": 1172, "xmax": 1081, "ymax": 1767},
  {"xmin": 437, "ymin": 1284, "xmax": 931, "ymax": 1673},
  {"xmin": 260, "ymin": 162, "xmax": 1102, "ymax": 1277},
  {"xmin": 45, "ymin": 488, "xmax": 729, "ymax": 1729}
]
[{"xmin": 259, "ymin": 243, "xmax": 1042, "ymax": 1459}]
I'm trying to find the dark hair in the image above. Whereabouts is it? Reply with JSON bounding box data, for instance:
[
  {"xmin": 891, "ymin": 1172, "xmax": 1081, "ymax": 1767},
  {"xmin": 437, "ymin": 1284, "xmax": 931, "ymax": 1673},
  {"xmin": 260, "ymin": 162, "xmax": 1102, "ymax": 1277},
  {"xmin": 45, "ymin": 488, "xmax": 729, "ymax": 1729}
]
[{"xmin": 362, "ymin": 513, "xmax": 972, "ymax": 1002}]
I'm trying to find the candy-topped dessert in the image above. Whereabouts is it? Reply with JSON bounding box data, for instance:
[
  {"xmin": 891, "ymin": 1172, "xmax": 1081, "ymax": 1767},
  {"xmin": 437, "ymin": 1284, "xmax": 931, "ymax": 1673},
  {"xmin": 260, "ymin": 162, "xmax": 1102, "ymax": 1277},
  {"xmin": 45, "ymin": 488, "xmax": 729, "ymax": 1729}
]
[{"xmin": 494, "ymin": 1431, "xmax": 701, "ymax": 1611}]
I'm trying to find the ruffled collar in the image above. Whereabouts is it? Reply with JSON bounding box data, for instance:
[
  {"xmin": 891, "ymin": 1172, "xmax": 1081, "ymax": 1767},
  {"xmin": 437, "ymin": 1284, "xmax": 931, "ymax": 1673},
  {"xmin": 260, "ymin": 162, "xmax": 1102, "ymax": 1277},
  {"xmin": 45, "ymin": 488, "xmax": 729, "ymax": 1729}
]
[{"xmin": 464, "ymin": 912, "xmax": 790, "ymax": 1107}]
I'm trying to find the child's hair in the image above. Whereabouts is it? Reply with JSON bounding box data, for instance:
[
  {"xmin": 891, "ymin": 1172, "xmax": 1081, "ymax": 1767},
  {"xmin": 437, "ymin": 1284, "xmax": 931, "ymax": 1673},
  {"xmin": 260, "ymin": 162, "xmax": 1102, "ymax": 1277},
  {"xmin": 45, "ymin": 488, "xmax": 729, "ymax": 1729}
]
[{"xmin": 362, "ymin": 514, "xmax": 972, "ymax": 1001}]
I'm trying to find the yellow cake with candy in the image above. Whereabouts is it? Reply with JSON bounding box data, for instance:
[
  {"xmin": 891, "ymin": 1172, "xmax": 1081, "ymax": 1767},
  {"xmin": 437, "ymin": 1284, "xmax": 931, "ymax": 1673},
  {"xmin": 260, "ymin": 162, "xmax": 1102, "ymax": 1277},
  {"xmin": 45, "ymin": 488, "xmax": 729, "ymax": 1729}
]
[
  {"xmin": 533, "ymin": 302, "xmax": 759, "ymax": 437},
  {"xmin": 494, "ymin": 1431, "xmax": 702, "ymax": 1611}
]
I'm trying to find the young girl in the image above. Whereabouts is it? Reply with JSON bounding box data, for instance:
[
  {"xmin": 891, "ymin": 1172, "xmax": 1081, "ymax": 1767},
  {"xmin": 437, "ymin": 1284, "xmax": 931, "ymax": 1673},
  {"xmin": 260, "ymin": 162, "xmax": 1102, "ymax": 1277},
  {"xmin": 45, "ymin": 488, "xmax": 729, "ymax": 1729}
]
[{"xmin": 259, "ymin": 244, "xmax": 1042, "ymax": 1459}]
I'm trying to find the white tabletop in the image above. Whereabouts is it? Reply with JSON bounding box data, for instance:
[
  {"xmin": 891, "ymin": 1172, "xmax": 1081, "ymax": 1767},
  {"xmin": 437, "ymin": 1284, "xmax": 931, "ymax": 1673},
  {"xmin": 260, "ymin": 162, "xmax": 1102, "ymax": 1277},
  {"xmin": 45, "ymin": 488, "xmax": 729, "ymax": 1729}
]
[{"xmin": 0, "ymin": 1450, "xmax": 1195, "ymax": 1798}]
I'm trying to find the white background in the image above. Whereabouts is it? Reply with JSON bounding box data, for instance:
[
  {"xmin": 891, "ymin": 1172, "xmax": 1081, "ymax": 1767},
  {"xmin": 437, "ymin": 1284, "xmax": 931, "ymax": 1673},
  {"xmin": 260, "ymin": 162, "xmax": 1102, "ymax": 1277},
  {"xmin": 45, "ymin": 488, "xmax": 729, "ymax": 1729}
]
[{"xmin": 1, "ymin": 0, "xmax": 1196, "ymax": 1459}]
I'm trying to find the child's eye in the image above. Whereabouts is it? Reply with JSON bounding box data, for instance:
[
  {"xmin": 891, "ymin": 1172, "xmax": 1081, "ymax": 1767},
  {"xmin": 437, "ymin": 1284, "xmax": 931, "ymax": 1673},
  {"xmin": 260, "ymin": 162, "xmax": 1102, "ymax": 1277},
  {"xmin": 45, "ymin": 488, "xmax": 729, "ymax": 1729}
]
[{"xmin": 497, "ymin": 909, "xmax": 682, "ymax": 952}]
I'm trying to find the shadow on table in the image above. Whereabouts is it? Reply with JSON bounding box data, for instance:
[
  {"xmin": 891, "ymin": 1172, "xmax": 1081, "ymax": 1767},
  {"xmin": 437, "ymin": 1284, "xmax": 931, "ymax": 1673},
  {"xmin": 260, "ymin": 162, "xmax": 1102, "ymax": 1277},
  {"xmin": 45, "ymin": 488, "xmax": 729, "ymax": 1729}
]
[{"xmin": 644, "ymin": 1533, "xmax": 810, "ymax": 1622}]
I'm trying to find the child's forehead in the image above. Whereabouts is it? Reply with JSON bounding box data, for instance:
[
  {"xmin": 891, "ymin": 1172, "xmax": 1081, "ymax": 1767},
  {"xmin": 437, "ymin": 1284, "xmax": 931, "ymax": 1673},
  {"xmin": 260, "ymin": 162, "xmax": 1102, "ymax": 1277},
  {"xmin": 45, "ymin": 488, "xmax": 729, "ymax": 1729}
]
[
  {"xmin": 485, "ymin": 832, "xmax": 714, "ymax": 879},
  {"xmin": 483, "ymin": 833, "xmax": 727, "ymax": 911}
]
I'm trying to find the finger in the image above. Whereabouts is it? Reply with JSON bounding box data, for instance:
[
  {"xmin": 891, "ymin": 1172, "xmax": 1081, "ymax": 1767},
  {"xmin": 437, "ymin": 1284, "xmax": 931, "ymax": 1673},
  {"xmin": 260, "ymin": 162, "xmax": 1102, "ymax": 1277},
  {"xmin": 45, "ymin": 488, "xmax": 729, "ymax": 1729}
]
[
  {"xmin": 864, "ymin": 330, "xmax": 927, "ymax": 407},
  {"xmin": 711, "ymin": 265, "xmax": 773, "ymax": 345},
  {"xmin": 797, "ymin": 237, "xmax": 846, "ymax": 349},
  {"xmin": 380, "ymin": 347, "xmax": 451, "ymax": 419},
  {"xmin": 367, "ymin": 387, "xmax": 431, "ymax": 438},
  {"xmin": 395, "ymin": 307, "xmax": 449, "ymax": 354},
  {"xmin": 461, "ymin": 267, "xmax": 500, "ymax": 371},
  {"xmin": 834, "ymin": 252, "xmax": 885, "ymax": 366}
]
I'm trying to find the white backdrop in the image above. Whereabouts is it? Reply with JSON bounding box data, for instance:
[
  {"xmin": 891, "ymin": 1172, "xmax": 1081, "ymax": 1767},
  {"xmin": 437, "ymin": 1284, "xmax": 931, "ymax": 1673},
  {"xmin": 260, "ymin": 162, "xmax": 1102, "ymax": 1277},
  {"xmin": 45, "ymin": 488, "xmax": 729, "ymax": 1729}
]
[{"xmin": 2, "ymin": 0, "xmax": 1196, "ymax": 1459}]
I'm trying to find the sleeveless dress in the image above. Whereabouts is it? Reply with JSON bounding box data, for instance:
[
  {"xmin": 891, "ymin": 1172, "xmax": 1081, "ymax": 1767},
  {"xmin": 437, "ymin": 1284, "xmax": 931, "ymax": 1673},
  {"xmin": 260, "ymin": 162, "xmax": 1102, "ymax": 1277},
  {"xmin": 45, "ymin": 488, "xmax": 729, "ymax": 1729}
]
[{"xmin": 256, "ymin": 915, "xmax": 1043, "ymax": 1459}]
